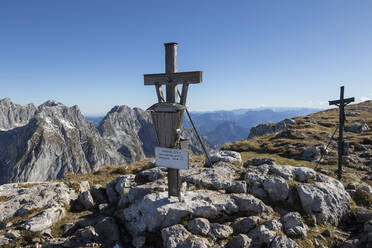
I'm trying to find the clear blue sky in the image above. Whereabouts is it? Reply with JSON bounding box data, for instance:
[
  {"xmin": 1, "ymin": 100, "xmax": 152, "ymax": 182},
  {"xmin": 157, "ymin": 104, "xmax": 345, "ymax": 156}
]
[{"xmin": 1, "ymin": 0, "xmax": 371, "ymax": 115}]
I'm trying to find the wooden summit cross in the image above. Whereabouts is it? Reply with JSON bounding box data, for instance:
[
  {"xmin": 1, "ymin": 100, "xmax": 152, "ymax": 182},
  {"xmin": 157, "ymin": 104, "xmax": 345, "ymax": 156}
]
[
  {"xmin": 329, "ymin": 86, "xmax": 354, "ymax": 180},
  {"xmin": 144, "ymin": 42, "xmax": 202, "ymax": 198}
]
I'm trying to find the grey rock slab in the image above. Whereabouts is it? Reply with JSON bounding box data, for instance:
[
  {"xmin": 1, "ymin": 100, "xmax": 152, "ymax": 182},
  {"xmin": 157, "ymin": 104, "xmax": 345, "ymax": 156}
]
[
  {"xmin": 270, "ymin": 235, "xmax": 298, "ymax": 248},
  {"xmin": 0, "ymin": 182, "xmax": 78, "ymax": 225},
  {"xmin": 226, "ymin": 181, "xmax": 247, "ymax": 193},
  {"xmin": 94, "ymin": 216, "xmax": 120, "ymax": 242},
  {"xmin": 225, "ymin": 234, "xmax": 251, "ymax": 248},
  {"xmin": 208, "ymin": 223, "xmax": 233, "ymax": 240},
  {"xmin": 247, "ymin": 225, "xmax": 277, "ymax": 248},
  {"xmin": 293, "ymin": 167, "xmax": 316, "ymax": 182},
  {"xmin": 78, "ymin": 191, "xmax": 94, "ymax": 210},
  {"xmin": 118, "ymin": 179, "xmax": 167, "ymax": 207},
  {"xmin": 179, "ymin": 235, "xmax": 211, "ymax": 248},
  {"xmin": 106, "ymin": 174, "xmax": 136, "ymax": 203},
  {"xmin": 162, "ymin": 224, "xmax": 191, "ymax": 248},
  {"xmin": 5, "ymin": 230, "xmax": 21, "ymax": 239},
  {"xmin": 263, "ymin": 176, "xmax": 289, "ymax": 202},
  {"xmin": 280, "ymin": 212, "xmax": 307, "ymax": 238},
  {"xmin": 209, "ymin": 150, "xmax": 242, "ymax": 164},
  {"xmin": 296, "ymin": 175, "xmax": 351, "ymax": 225},
  {"xmin": 301, "ymin": 146, "xmax": 321, "ymax": 161},
  {"xmin": 244, "ymin": 158, "xmax": 275, "ymax": 167},
  {"xmin": 79, "ymin": 181, "xmax": 90, "ymax": 192},
  {"xmin": 121, "ymin": 190, "xmax": 272, "ymax": 236},
  {"xmin": 21, "ymin": 203, "xmax": 66, "ymax": 232},
  {"xmin": 181, "ymin": 162, "xmax": 236, "ymax": 190},
  {"xmin": 269, "ymin": 165, "xmax": 294, "ymax": 180},
  {"xmin": 75, "ymin": 226, "xmax": 99, "ymax": 240},
  {"xmin": 0, "ymin": 235, "xmax": 10, "ymax": 246},
  {"xmin": 90, "ymin": 184, "xmax": 108, "ymax": 204},
  {"xmin": 187, "ymin": 217, "xmax": 210, "ymax": 236},
  {"xmin": 137, "ymin": 167, "xmax": 166, "ymax": 182},
  {"xmin": 263, "ymin": 219, "xmax": 282, "ymax": 231},
  {"xmin": 232, "ymin": 216, "xmax": 260, "ymax": 234},
  {"xmin": 346, "ymin": 123, "xmax": 370, "ymax": 133}
]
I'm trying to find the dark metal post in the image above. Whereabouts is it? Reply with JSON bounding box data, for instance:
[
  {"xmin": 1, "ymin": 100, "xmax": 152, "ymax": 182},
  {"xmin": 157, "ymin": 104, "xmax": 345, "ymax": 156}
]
[{"xmin": 338, "ymin": 86, "xmax": 345, "ymax": 180}]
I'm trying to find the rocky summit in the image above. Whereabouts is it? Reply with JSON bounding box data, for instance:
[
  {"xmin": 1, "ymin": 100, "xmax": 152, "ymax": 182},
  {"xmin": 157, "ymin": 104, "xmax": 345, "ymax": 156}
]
[
  {"xmin": 0, "ymin": 98, "xmax": 210, "ymax": 185},
  {"xmin": 0, "ymin": 151, "xmax": 371, "ymax": 248}
]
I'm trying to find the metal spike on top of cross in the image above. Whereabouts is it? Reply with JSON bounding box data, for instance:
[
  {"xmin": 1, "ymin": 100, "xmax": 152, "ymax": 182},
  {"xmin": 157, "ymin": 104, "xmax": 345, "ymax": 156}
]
[
  {"xmin": 329, "ymin": 86, "xmax": 354, "ymax": 180},
  {"xmin": 144, "ymin": 43, "xmax": 203, "ymax": 199}
]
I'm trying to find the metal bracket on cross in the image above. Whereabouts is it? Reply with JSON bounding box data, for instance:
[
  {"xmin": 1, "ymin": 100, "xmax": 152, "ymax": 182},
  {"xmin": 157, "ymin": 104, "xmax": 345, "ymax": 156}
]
[{"xmin": 144, "ymin": 43, "xmax": 203, "ymax": 199}]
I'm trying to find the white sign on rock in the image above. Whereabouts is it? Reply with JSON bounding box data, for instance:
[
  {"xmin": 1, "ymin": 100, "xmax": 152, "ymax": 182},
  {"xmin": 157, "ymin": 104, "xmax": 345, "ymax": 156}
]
[{"xmin": 155, "ymin": 147, "xmax": 189, "ymax": 170}]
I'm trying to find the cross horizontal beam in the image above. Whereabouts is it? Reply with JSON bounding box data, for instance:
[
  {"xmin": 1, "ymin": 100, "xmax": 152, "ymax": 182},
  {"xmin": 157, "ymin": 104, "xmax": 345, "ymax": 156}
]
[
  {"xmin": 144, "ymin": 71, "xmax": 202, "ymax": 85},
  {"xmin": 329, "ymin": 97, "xmax": 355, "ymax": 106}
]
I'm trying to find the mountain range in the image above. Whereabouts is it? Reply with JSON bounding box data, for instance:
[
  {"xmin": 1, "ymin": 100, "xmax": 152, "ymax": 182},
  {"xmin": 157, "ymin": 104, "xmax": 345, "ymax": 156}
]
[
  {"xmin": 87, "ymin": 108, "xmax": 319, "ymax": 148},
  {"xmin": 0, "ymin": 98, "xmax": 210, "ymax": 185}
]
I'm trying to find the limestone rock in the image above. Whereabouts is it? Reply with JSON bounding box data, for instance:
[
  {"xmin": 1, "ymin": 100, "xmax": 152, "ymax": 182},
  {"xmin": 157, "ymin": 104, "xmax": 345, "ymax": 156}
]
[
  {"xmin": 270, "ymin": 235, "xmax": 298, "ymax": 248},
  {"xmin": 187, "ymin": 218, "xmax": 210, "ymax": 236},
  {"xmin": 137, "ymin": 167, "xmax": 166, "ymax": 182},
  {"xmin": 94, "ymin": 217, "xmax": 120, "ymax": 242},
  {"xmin": 117, "ymin": 179, "xmax": 167, "ymax": 207},
  {"xmin": 179, "ymin": 236, "xmax": 211, "ymax": 248},
  {"xmin": 301, "ymin": 146, "xmax": 321, "ymax": 161},
  {"xmin": 78, "ymin": 191, "xmax": 94, "ymax": 210},
  {"xmin": 208, "ymin": 223, "xmax": 233, "ymax": 240},
  {"xmin": 280, "ymin": 212, "xmax": 307, "ymax": 238},
  {"xmin": 121, "ymin": 190, "xmax": 272, "ymax": 236},
  {"xmin": 5, "ymin": 230, "xmax": 21, "ymax": 240},
  {"xmin": 209, "ymin": 150, "xmax": 242, "ymax": 164},
  {"xmin": 263, "ymin": 176, "xmax": 289, "ymax": 202},
  {"xmin": 296, "ymin": 175, "xmax": 350, "ymax": 225},
  {"xmin": 181, "ymin": 162, "xmax": 236, "ymax": 190},
  {"xmin": 263, "ymin": 219, "xmax": 282, "ymax": 231},
  {"xmin": 162, "ymin": 224, "xmax": 191, "ymax": 248},
  {"xmin": 244, "ymin": 158, "xmax": 275, "ymax": 167},
  {"xmin": 106, "ymin": 174, "xmax": 136, "ymax": 203},
  {"xmin": 247, "ymin": 224, "xmax": 277, "ymax": 247},
  {"xmin": 232, "ymin": 216, "xmax": 260, "ymax": 234},
  {"xmin": 227, "ymin": 181, "xmax": 247, "ymax": 193},
  {"xmin": 293, "ymin": 167, "xmax": 316, "ymax": 182},
  {"xmin": 0, "ymin": 182, "xmax": 78, "ymax": 227},
  {"xmin": 346, "ymin": 123, "xmax": 370, "ymax": 133},
  {"xmin": 225, "ymin": 234, "xmax": 251, "ymax": 248},
  {"xmin": 90, "ymin": 184, "xmax": 108, "ymax": 204}
]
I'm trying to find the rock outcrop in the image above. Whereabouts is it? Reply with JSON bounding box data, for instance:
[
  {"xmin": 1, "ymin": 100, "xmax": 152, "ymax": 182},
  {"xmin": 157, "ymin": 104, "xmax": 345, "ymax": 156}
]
[
  {"xmin": 248, "ymin": 118, "xmax": 295, "ymax": 138},
  {"xmin": 0, "ymin": 157, "xmax": 363, "ymax": 248}
]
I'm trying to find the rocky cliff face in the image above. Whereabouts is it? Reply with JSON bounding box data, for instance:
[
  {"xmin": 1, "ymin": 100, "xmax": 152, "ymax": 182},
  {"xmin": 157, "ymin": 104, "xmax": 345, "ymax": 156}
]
[
  {"xmin": 0, "ymin": 100, "xmax": 122, "ymax": 184},
  {"xmin": 98, "ymin": 105, "xmax": 158, "ymax": 164},
  {"xmin": 0, "ymin": 98, "xmax": 37, "ymax": 130}
]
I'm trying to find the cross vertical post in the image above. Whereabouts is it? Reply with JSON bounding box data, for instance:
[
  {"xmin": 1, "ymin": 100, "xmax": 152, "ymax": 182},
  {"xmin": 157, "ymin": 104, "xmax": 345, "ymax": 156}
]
[
  {"xmin": 144, "ymin": 43, "xmax": 203, "ymax": 199},
  {"xmin": 164, "ymin": 43, "xmax": 181, "ymax": 198},
  {"xmin": 329, "ymin": 86, "xmax": 355, "ymax": 180}
]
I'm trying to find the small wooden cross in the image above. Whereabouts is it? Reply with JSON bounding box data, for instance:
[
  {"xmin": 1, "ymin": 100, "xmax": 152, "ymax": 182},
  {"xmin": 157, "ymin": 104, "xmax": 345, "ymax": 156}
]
[
  {"xmin": 144, "ymin": 42, "xmax": 203, "ymax": 198},
  {"xmin": 329, "ymin": 86, "xmax": 354, "ymax": 180}
]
